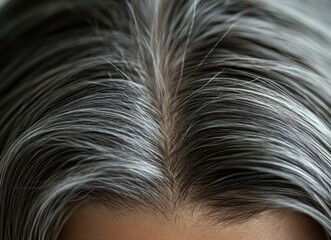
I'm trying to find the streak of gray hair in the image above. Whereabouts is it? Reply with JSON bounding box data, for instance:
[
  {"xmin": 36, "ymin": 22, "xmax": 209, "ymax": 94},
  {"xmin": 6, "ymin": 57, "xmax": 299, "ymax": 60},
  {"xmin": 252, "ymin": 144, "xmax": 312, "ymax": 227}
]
[{"xmin": 0, "ymin": 0, "xmax": 331, "ymax": 239}]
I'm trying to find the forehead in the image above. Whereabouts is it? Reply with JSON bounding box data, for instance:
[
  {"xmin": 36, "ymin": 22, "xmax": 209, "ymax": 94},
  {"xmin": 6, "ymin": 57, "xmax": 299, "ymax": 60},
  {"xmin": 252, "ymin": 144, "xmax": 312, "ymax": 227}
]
[{"xmin": 57, "ymin": 202, "xmax": 325, "ymax": 240}]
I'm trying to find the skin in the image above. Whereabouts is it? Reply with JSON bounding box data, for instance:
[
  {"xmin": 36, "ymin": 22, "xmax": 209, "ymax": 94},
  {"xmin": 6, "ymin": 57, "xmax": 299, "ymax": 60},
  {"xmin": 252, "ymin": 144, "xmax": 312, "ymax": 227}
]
[{"xmin": 58, "ymin": 201, "xmax": 326, "ymax": 240}]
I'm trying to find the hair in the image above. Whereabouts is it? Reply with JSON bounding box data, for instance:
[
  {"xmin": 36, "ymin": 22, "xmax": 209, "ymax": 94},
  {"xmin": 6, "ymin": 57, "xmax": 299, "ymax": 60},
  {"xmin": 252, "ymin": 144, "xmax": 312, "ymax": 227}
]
[{"xmin": 0, "ymin": 0, "xmax": 331, "ymax": 239}]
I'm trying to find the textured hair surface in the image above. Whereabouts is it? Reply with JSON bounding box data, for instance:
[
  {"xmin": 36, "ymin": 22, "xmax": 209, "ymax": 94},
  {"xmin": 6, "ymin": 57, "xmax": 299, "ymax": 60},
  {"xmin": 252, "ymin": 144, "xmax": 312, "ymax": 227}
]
[{"xmin": 0, "ymin": 0, "xmax": 331, "ymax": 239}]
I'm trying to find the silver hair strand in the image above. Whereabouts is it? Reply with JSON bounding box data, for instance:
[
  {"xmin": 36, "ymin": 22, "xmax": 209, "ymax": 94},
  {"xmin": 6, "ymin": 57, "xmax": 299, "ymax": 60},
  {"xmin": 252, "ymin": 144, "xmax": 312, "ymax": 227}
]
[{"xmin": 0, "ymin": 0, "xmax": 331, "ymax": 239}]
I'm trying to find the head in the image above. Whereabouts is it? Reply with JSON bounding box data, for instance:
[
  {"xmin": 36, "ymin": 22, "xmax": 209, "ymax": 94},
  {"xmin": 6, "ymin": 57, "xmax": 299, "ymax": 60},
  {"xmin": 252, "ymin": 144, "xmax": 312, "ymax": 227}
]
[{"xmin": 0, "ymin": 0, "xmax": 331, "ymax": 239}]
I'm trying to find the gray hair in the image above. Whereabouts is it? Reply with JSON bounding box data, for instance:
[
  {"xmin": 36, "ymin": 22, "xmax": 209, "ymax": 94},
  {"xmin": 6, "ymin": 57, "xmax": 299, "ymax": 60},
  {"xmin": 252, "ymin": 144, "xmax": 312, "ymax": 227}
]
[{"xmin": 0, "ymin": 0, "xmax": 331, "ymax": 239}]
